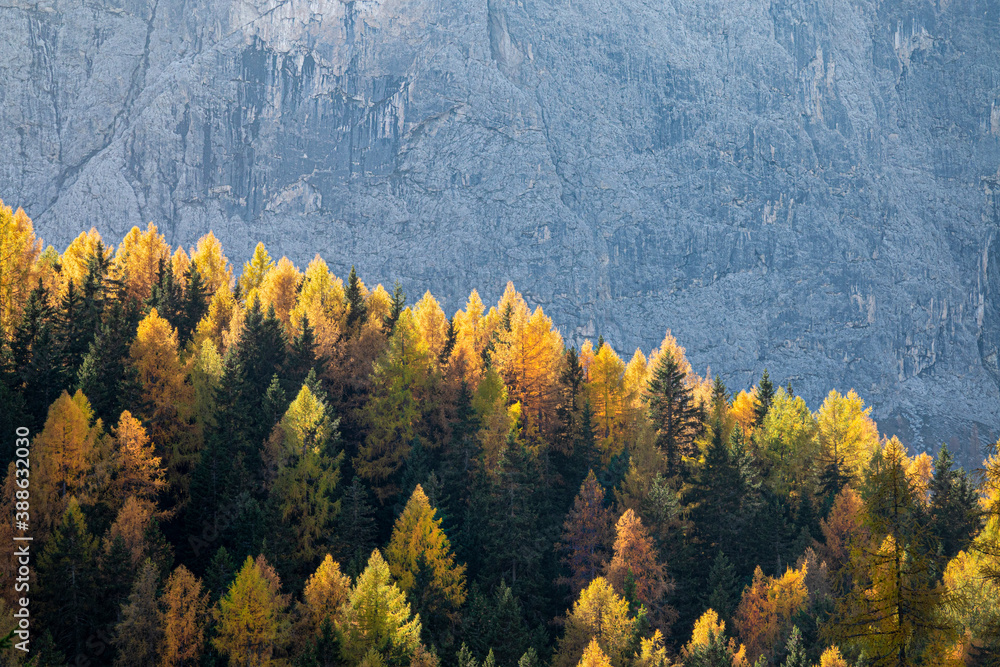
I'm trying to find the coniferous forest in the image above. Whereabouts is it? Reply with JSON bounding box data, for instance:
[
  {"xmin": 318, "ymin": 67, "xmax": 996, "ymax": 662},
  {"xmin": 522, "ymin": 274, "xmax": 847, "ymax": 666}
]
[{"xmin": 1, "ymin": 200, "xmax": 999, "ymax": 667}]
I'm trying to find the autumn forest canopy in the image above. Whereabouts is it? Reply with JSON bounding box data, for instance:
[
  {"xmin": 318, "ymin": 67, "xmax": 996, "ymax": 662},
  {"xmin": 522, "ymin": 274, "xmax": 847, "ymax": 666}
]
[{"xmin": 1, "ymin": 199, "xmax": 1000, "ymax": 667}]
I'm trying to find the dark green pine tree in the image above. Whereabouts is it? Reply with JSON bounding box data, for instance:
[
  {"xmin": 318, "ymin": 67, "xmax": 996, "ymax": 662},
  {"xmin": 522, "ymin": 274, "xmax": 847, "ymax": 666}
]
[
  {"xmin": 384, "ymin": 280, "xmax": 406, "ymax": 333},
  {"xmin": 0, "ymin": 344, "xmax": 28, "ymax": 470},
  {"xmin": 335, "ymin": 477, "xmax": 378, "ymax": 577},
  {"xmin": 97, "ymin": 534, "xmax": 137, "ymax": 631},
  {"xmin": 77, "ymin": 298, "xmax": 142, "ymax": 426},
  {"xmin": 344, "ymin": 265, "xmax": 368, "ymax": 335},
  {"xmin": 204, "ymin": 546, "xmax": 237, "ymax": 604},
  {"xmin": 645, "ymin": 346, "xmax": 703, "ymax": 475},
  {"xmin": 12, "ymin": 279, "xmax": 66, "ymax": 431},
  {"xmin": 461, "ymin": 581, "xmax": 547, "ymax": 667},
  {"xmin": 147, "ymin": 256, "xmax": 184, "ymax": 328},
  {"xmin": 36, "ymin": 499, "xmax": 99, "ymax": 659},
  {"xmin": 754, "ymin": 369, "xmax": 775, "ymax": 426},
  {"xmin": 54, "ymin": 280, "xmax": 92, "ymax": 382},
  {"xmin": 551, "ymin": 348, "xmax": 587, "ymax": 502},
  {"xmin": 285, "ymin": 314, "xmax": 321, "ymax": 391},
  {"xmin": 928, "ymin": 444, "xmax": 981, "ymax": 572},
  {"xmin": 179, "ymin": 263, "xmax": 208, "ymax": 346},
  {"xmin": 705, "ymin": 551, "xmax": 740, "ymax": 624},
  {"xmin": 263, "ymin": 374, "xmax": 289, "ymax": 436},
  {"xmin": 781, "ymin": 626, "xmax": 808, "ymax": 667},
  {"xmin": 440, "ymin": 315, "xmax": 457, "ymax": 364}
]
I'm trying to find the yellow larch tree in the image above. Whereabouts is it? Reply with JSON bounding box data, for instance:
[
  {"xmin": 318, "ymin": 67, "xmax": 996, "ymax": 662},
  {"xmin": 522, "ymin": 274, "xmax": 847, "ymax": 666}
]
[
  {"xmin": 60, "ymin": 228, "xmax": 110, "ymax": 292},
  {"xmin": 194, "ymin": 282, "xmax": 239, "ymax": 351},
  {"xmin": 621, "ymin": 349, "xmax": 650, "ymax": 441},
  {"xmin": 386, "ymin": 484, "xmax": 467, "ymax": 615},
  {"xmin": 239, "ymin": 242, "xmax": 275, "ymax": 300},
  {"xmin": 212, "ymin": 555, "xmax": 290, "ymax": 667},
  {"xmin": 257, "ymin": 256, "xmax": 303, "ymax": 331},
  {"xmin": 0, "ymin": 200, "xmax": 42, "ymax": 341},
  {"xmin": 100, "ymin": 411, "xmax": 168, "ymax": 512},
  {"xmin": 113, "ymin": 223, "xmax": 172, "ymax": 303},
  {"xmin": 731, "ymin": 390, "xmax": 758, "ymax": 436},
  {"xmin": 299, "ymin": 554, "xmax": 352, "ymax": 637},
  {"xmin": 553, "ymin": 577, "xmax": 637, "ymax": 667},
  {"xmin": 32, "ymin": 390, "xmax": 103, "ymax": 535},
  {"xmin": 604, "ymin": 509, "xmax": 674, "ymax": 632},
  {"xmin": 190, "ymin": 231, "xmax": 233, "ymax": 295},
  {"xmin": 413, "ymin": 290, "xmax": 449, "ymax": 361},
  {"xmin": 815, "ymin": 389, "xmax": 880, "ymax": 489},
  {"xmin": 171, "ymin": 246, "xmax": 191, "ymax": 282},
  {"xmin": 130, "ymin": 308, "xmax": 196, "ymax": 489},
  {"xmin": 587, "ymin": 343, "xmax": 626, "ymax": 462},
  {"xmin": 366, "ymin": 284, "xmax": 393, "ymax": 333},
  {"xmin": 493, "ymin": 300, "xmax": 564, "ymax": 437},
  {"xmin": 577, "ymin": 638, "xmax": 612, "ymax": 667},
  {"xmin": 290, "ymin": 255, "xmax": 345, "ymax": 357},
  {"xmin": 450, "ymin": 289, "xmax": 488, "ymax": 382}
]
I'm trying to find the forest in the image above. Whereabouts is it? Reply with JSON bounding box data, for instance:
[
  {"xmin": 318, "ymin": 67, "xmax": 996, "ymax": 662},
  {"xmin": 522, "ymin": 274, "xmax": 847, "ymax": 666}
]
[{"xmin": 0, "ymin": 199, "xmax": 998, "ymax": 667}]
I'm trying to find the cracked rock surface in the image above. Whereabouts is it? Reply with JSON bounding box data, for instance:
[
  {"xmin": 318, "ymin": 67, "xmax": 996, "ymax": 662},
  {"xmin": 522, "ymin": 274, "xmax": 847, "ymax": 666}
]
[{"xmin": 2, "ymin": 0, "xmax": 999, "ymax": 465}]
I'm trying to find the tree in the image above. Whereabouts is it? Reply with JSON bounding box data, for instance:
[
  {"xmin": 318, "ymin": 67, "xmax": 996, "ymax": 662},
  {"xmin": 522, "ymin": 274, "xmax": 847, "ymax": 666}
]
[
  {"xmin": 239, "ymin": 242, "xmax": 276, "ymax": 299},
  {"xmin": 345, "ymin": 265, "xmax": 368, "ymax": 335},
  {"xmin": 99, "ymin": 411, "xmax": 168, "ymax": 512},
  {"xmin": 339, "ymin": 549, "xmax": 423, "ymax": 666},
  {"xmin": 0, "ymin": 200, "xmax": 41, "ymax": 342},
  {"xmin": 267, "ymin": 382, "xmax": 343, "ymax": 564},
  {"xmin": 336, "ymin": 478, "xmax": 379, "ymax": 574},
  {"xmin": 927, "ymin": 444, "xmax": 980, "ymax": 572},
  {"xmin": 605, "ymin": 509, "xmax": 675, "ymax": 632},
  {"xmin": 461, "ymin": 581, "xmax": 545, "ymax": 667},
  {"xmin": 828, "ymin": 437, "xmax": 948, "ymax": 666},
  {"xmin": 755, "ymin": 388, "xmax": 818, "ymax": 494},
  {"xmin": 578, "ymin": 638, "xmax": 613, "ymax": 667},
  {"xmin": 588, "ymin": 343, "xmax": 627, "ymax": 462},
  {"xmin": 190, "ymin": 231, "xmax": 233, "ymax": 296},
  {"xmin": 113, "ymin": 223, "xmax": 172, "ymax": 303},
  {"xmin": 11, "ymin": 279, "xmax": 65, "ymax": 430},
  {"xmin": 212, "ymin": 555, "xmax": 289, "ymax": 667},
  {"xmin": 558, "ymin": 471, "xmax": 615, "ymax": 596},
  {"xmin": 706, "ymin": 552, "xmax": 740, "ymax": 624},
  {"xmin": 36, "ymin": 497, "xmax": 99, "ymax": 657},
  {"xmin": 113, "ymin": 560, "xmax": 164, "ymax": 667},
  {"xmin": 32, "ymin": 390, "xmax": 102, "ymax": 535},
  {"xmin": 78, "ymin": 298, "xmax": 142, "ymax": 426},
  {"xmin": 815, "ymin": 390, "xmax": 880, "ymax": 497},
  {"xmin": 355, "ymin": 309, "xmax": 435, "ymax": 501},
  {"xmin": 754, "ymin": 370, "xmax": 775, "ymax": 426},
  {"xmin": 160, "ymin": 564, "xmax": 209, "ymax": 667},
  {"xmin": 257, "ymin": 256, "xmax": 303, "ymax": 330},
  {"xmin": 300, "ymin": 555, "xmax": 352, "ymax": 635},
  {"xmin": 645, "ymin": 344, "xmax": 702, "ymax": 475},
  {"xmin": 552, "ymin": 577, "xmax": 637, "ymax": 667},
  {"xmin": 386, "ymin": 485, "xmax": 467, "ymax": 618},
  {"xmin": 682, "ymin": 609, "xmax": 748, "ymax": 666}
]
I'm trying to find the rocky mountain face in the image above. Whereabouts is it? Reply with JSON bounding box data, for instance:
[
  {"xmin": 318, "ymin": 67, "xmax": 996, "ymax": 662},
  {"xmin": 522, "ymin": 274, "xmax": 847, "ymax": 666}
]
[{"xmin": 3, "ymin": 0, "xmax": 999, "ymax": 464}]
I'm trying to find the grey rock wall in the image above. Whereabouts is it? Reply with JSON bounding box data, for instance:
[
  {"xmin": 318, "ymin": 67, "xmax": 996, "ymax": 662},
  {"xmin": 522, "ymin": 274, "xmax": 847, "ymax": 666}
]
[{"xmin": 2, "ymin": 0, "xmax": 999, "ymax": 465}]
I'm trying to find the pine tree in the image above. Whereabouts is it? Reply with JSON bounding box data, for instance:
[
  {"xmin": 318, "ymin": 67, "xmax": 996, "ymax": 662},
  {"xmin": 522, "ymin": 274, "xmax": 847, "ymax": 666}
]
[
  {"xmin": 78, "ymin": 299, "xmax": 142, "ymax": 425},
  {"xmin": 205, "ymin": 546, "xmax": 237, "ymax": 604},
  {"xmin": 336, "ymin": 478, "xmax": 379, "ymax": 576},
  {"xmin": 754, "ymin": 370, "xmax": 775, "ymax": 426},
  {"xmin": 345, "ymin": 266, "xmax": 368, "ymax": 335},
  {"xmin": 160, "ymin": 564, "xmax": 209, "ymax": 667},
  {"xmin": 461, "ymin": 581, "xmax": 545, "ymax": 667},
  {"xmin": 12, "ymin": 279, "xmax": 65, "ymax": 430},
  {"xmin": 113, "ymin": 560, "xmax": 164, "ymax": 667},
  {"xmin": 705, "ymin": 552, "xmax": 739, "ymax": 624},
  {"xmin": 645, "ymin": 346, "xmax": 702, "ymax": 475},
  {"xmin": 179, "ymin": 263, "xmax": 208, "ymax": 345},
  {"xmin": 781, "ymin": 626, "xmax": 807, "ymax": 667},
  {"xmin": 36, "ymin": 497, "xmax": 99, "ymax": 657},
  {"xmin": 385, "ymin": 280, "xmax": 406, "ymax": 333},
  {"xmin": 927, "ymin": 444, "xmax": 980, "ymax": 572},
  {"xmin": 557, "ymin": 471, "xmax": 614, "ymax": 596}
]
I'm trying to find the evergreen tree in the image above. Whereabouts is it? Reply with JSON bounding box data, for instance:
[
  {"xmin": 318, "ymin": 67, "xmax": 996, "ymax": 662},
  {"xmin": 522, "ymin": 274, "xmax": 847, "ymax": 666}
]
[
  {"xmin": 345, "ymin": 265, "xmax": 368, "ymax": 335},
  {"xmin": 113, "ymin": 560, "xmax": 164, "ymax": 667},
  {"xmin": 928, "ymin": 444, "xmax": 981, "ymax": 572},
  {"xmin": 461, "ymin": 581, "xmax": 546, "ymax": 667},
  {"xmin": 179, "ymin": 263, "xmax": 208, "ymax": 346},
  {"xmin": 754, "ymin": 369, "xmax": 775, "ymax": 426},
  {"xmin": 645, "ymin": 346, "xmax": 702, "ymax": 475},
  {"xmin": 385, "ymin": 280, "xmax": 406, "ymax": 333},
  {"xmin": 36, "ymin": 498, "xmax": 99, "ymax": 657},
  {"xmin": 78, "ymin": 299, "xmax": 142, "ymax": 425},
  {"xmin": 781, "ymin": 626, "xmax": 807, "ymax": 667},
  {"xmin": 12, "ymin": 279, "xmax": 65, "ymax": 430},
  {"xmin": 705, "ymin": 551, "xmax": 739, "ymax": 624},
  {"xmin": 336, "ymin": 478, "xmax": 379, "ymax": 576}
]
